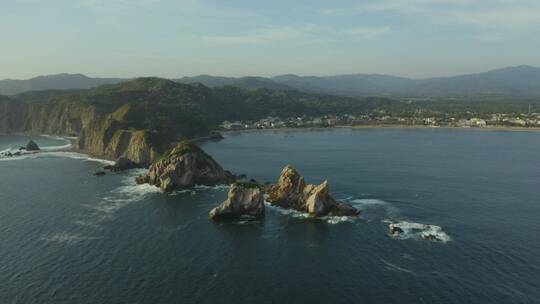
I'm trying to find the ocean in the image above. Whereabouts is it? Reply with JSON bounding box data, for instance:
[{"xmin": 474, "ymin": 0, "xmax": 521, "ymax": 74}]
[{"xmin": 1, "ymin": 128, "xmax": 539, "ymax": 303}]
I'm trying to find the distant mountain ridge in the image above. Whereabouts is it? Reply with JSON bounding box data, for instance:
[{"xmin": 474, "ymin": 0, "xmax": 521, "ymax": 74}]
[
  {"xmin": 0, "ymin": 74, "xmax": 126, "ymax": 95},
  {"xmin": 2, "ymin": 65, "xmax": 540, "ymax": 97}
]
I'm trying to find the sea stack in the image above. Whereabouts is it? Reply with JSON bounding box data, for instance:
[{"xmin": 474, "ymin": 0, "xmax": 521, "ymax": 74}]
[
  {"xmin": 209, "ymin": 182, "xmax": 265, "ymax": 220},
  {"xmin": 138, "ymin": 140, "xmax": 234, "ymax": 192},
  {"xmin": 265, "ymin": 165, "xmax": 359, "ymax": 217},
  {"xmin": 25, "ymin": 140, "xmax": 40, "ymax": 151}
]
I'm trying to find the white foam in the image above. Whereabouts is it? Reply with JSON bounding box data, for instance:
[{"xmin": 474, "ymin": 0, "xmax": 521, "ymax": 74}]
[
  {"xmin": 0, "ymin": 150, "xmax": 115, "ymax": 165},
  {"xmin": 0, "ymin": 150, "xmax": 40, "ymax": 161},
  {"xmin": 40, "ymin": 143, "xmax": 73, "ymax": 151},
  {"xmin": 350, "ymin": 199, "xmax": 388, "ymax": 206},
  {"xmin": 387, "ymin": 220, "xmax": 451, "ymax": 243},
  {"xmin": 264, "ymin": 202, "xmax": 356, "ymax": 224},
  {"xmin": 38, "ymin": 134, "xmax": 74, "ymax": 151},
  {"xmin": 40, "ymin": 232, "xmax": 101, "ymax": 245},
  {"xmin": 381, "ymin": 259, "xmax": 415, "ymax": 274},
  {"xmin": 194, "ymin": 184, "xmax": 230, "ymax": 190}
]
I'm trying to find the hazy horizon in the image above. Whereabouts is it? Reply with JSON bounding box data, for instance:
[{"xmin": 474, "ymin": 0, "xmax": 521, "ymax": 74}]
[
  {"xmin": 1, "ymin": 64, "xmax": 539, "ymax": 82},
  {"xmin": 2, "ymin": 0, "xmax": 540, "ymax": 79}
]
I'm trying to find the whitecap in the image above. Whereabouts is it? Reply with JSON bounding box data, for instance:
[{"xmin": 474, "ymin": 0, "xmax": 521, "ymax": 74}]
[
  {"xmin": 349, "ymin": 198, "xmax": 398, "ymax": 213},
  {"xmin": 387, "ymin": 220, "xmax": 451, "ymax": 243},
  {"xmin": 381, "ymin": 259, "xmax": 415, "ymax": 274},
  {"xmin": 40, "ymin": 232, "xmax": 101, "ymax": 245}
]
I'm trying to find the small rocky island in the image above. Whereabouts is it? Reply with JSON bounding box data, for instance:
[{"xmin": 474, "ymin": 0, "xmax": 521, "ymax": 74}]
[
  {"xmin": 26, "ymin": 140, "xmax": 40, "ymax": 151},
  {"xmin": 265, "ymin": 165, "xmax": 359, "ymax": 217},
  {"xmin": 209, "ymin": 182, "xmax": 265, "ymax": 220},
  {"xmin": 136, "ymin": 140, "xmax": 234, "ymax": 192}
]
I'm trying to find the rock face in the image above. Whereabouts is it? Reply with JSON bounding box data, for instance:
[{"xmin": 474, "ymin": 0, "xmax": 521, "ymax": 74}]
[
  {"xmin": 26, "ymin": 140, "xmax": 40, "ymax": 151},
  {"xmin": 266, "ymin": 165, "xmax": 359, "ymax": 217},
  {"xmin": 141, "ymin": 141, "xmax": 234, "ymax": 192},
  {"xmin": 209, "ymin": 182, "xmax": 265, "ymax": 220}
]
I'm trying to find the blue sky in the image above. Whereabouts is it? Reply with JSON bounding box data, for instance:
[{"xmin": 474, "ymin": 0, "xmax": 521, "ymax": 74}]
[{"xmin": 2, "ymin": 0, "xmax": 540, "ymax": 79}]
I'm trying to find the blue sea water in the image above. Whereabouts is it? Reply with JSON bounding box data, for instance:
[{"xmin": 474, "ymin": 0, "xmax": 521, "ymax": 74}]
[{"xmin": 1, "ymin": 129, "xmax": 539, "ymax": 303}]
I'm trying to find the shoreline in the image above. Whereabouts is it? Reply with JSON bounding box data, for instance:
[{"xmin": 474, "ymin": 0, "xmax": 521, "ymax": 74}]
[
  {"xmin": 0, "ymin": 133, "xmax": 116, "ymax": 165},
  {"xmin": 220, "ymin": 124, "xmax": 540, "ymax": 135}
]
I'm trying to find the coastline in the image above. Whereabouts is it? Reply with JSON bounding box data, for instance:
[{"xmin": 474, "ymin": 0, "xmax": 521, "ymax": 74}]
[
  {"xmin": 0, "ymin": 133, "xmax": 115, "ymax": 165},
  {"xmin": 220, "ymin": 124, "xmax": 540, "ymax": 135}
]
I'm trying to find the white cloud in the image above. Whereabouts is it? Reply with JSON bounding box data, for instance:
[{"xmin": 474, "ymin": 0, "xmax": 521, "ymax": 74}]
[
  {"xmin": 347, "ymin": 26, "xmax": 391, "ymax": 40},
  {"xmin": 319, "ymin": 0, "xmax": 540, "ymax": 30}
]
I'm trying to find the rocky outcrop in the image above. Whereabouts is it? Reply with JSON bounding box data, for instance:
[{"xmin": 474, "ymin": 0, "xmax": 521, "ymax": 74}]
[
  {"xmin": 25, "ymin": 140, "xmax": 40, "ymax": 151},
  {"xmin": 209, "ymin": 182, "xmax": 265, "ymax": 220},
  {"xmin": 140, "ymin": 141, "xmax": 234, "ymax": 192},
  {"xmin": 265, "ymin": 165, "xmax": 359, "ymax": 217}
]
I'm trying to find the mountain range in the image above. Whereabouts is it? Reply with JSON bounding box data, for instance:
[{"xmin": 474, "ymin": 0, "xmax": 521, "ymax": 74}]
[{"xmin": 2, "ymin": 65, "xmax": 540, "ymax": 98}]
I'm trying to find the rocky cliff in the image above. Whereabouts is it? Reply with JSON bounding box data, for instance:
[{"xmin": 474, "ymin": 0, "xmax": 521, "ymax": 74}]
[
  {"xmin": 0, "ymin": 97, "xmax": 160, "ymax": 165},
  {"xmin": 265, "ymin": 165, "xmax": 358, "ymax": 217},
  {"xmin": 138, "ymin": 141, "xmax": 234, "ymax": 192}
]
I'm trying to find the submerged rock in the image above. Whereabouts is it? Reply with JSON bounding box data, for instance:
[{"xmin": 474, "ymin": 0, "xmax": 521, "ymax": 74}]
[
  {"xmin": 140, "ymin": 140, "xmax": 234, "ymax": 192},
  {"xmin": 265, "ymin": 165, "xmax": 359, "ymax": 217},
  {"xmin": 209, "ymin": 182, "xmax": 265, "ymax": 220},
  {"xmin": 26, "ymin": 140, "xmax": 40, "ymax": 151},
  {"xmin": 94, "ymin": 171, "xmax": 106, "ymax": 177},
  {"xmin": 104, "ymin": 157, "xmax": 138, "ymax": 172},
  {"xmin": 388, "ymin": 221, "xmax": 450, "ymax": 243}
]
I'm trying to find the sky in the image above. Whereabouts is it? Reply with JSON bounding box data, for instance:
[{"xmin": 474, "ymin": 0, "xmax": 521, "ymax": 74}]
[{"xmin": 1, "ymin": 0, "xmax": 540, "ymax": 79}]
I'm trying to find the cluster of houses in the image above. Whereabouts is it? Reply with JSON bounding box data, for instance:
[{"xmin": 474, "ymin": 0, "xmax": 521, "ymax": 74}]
[{"xmin": 220, "ymin": 113, "xmax": 540, "ymax": 131}]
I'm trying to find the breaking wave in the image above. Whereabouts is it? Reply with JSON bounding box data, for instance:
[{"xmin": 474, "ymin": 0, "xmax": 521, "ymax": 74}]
[
  {"xmin": 89, "ymin": 172, "xmax": 161, "ymax": 219},
  {"xmin": 39, "ymin": 135, "xmax": 73, "ymax": 151},
  {"xmin": 194, "ymin": 184, "xmax": 230, "ymax": 191},
  {"xmin": 264, "ymin": 202, "xmax": 356, "ymax": 224},
  {"xmin": 348, "ymin": 198, "xmax": 399, "ymax": 217},
  {"xmin": 48, "ymin": 170, "xmax": 160, "ymax": 245}
]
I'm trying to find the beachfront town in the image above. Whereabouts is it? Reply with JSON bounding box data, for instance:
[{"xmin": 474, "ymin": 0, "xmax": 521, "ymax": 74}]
[{"xmin": 220, "ymin": 113, "xmax": 540, "ymax": 131}]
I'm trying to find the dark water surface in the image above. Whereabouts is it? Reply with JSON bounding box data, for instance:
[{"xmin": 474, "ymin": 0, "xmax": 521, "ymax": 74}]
[{"xmin": 1, "ymin": 129, "xmax": 539, "ymax": 303}]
